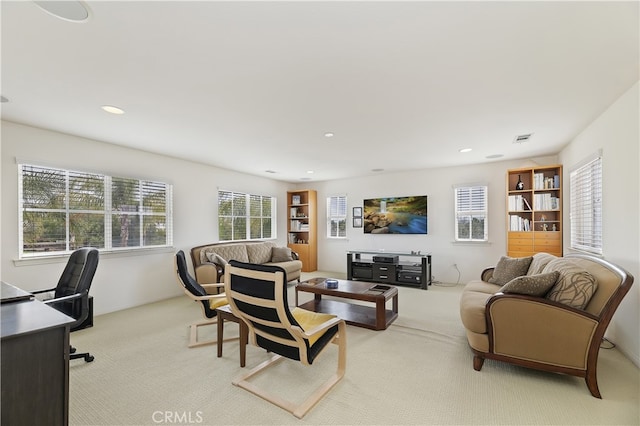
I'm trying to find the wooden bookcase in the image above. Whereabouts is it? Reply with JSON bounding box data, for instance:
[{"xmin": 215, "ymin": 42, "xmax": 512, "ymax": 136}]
[
  {"xmin": 287, "ymin": 190, "xmax": 317, "ymax": 272},
  {"xmin": 506, "ymin": 165, "xmax": 563, "ymax": 257}
]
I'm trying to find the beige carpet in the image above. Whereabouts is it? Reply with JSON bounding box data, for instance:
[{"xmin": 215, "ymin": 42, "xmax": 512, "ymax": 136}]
[{"xmin": 68, "ymin": 275, "xmax": 639, "ymax": 425}]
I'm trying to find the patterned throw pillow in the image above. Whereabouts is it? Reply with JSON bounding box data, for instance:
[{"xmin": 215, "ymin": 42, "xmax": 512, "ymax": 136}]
[
  {"xmin": 546, "ymin": 265, "xmax": 598, "ymax": 310},
  {"xmin": 500, "ymin": 271, "xmax": 560, "ymax": 296},
  {"xmin": 205, "ymin": 252, "xmax": 228, "ymax": 266},
  {"xmin": 488, "ymin": 256, "xmax": 534, "ymax": 285}
]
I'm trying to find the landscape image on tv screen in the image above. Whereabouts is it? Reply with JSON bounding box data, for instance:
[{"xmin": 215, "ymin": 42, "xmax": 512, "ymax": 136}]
[{"xmin": 363, "ymin": 195, "xmax": 428, "ymax": 234}]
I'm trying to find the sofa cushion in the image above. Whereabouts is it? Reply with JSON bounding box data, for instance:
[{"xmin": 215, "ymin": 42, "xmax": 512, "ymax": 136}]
[
  {"xmin": 527, "ymin": 253, "xmax": 557, "ymax": 275},
  {"xmin": 544, "ymin": 260, "xmax": 598, "ymax": 309},
  {"xmin": 201, "ymin": 245, "xmax": 249, "ymax": 264},
  {"xmin": 264, "ymin": 259, "xmax": 302, "ymax": 277},
  {"xmin": 246, "ymin": 242, "xmax": 276, "ymax": 264},
  {"xmin": 488, "ymin": 256, "xmax": 533, "ymax": 285},
  {"xmin": 271, "ymin": 247, "xmax": 294, "ymax": 262},
  {"xmin": 500, "ymin": 271, "xmax": 559, "ymax": 297}
]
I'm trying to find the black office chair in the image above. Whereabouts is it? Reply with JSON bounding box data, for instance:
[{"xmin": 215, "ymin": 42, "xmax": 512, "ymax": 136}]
[
  {"xmin": 33, "ymin": 247, "xmax": 99, "ymax": 362},
  {"xmin": 224, "ymin": 260, "xmax": 347, "ymax": 418}
]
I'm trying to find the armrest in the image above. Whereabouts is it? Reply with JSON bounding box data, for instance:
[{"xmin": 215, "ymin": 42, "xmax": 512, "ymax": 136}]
[
  {"xmin": 481, "ymin": 267, "xmax": 495, "ymax": 282},
  {"xmin": 201, "ymin": 282, "xmax": 225, "ymax": 295},
  {"xmin": 195, "ymin": 263, "xmax": 224, "ymax": 284},
  {"xmin": 291, "ymin": 317, "xmax": 344, "ymax": 339},
  {"xmin": 486, "ymin": 293, "xmax": 599, "ymax": 369}
]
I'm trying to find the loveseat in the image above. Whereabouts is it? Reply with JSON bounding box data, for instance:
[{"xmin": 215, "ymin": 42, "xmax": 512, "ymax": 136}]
[
  {"xmin": 190, "ymin": 241, "xmax": 302, "ymax": 284},
  {"xmin": 459, "ymin": 252, "xmax": 633, "ymax": 398}
]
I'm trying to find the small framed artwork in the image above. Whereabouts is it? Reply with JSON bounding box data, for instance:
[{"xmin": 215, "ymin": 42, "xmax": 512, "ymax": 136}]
[
  {"xmin": 352, "ymin": 207, "xmax": 362, "ymax": 218},
  {"xmin": 291, "ymin": 195, "xmax": 301, "ymax": 205},
  {"xmin": 353, "ymin": 217, "xmax": 362, "ymax": 228}
]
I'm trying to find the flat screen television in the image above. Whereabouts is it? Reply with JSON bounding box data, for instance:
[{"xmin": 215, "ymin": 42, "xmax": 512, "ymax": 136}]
[{"xmin": 363, "ymin": 195, "xmax": 428, "ymax": 234}]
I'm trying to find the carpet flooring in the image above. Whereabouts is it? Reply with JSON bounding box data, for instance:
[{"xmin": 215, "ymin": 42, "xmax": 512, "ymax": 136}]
[{"xmin": 68, "ymin": 276, "xmax": 639, "ymax": 425}]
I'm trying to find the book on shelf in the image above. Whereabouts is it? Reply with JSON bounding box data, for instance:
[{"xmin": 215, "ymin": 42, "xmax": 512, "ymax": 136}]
[
  {"xmin": 290, "ymin": 207, "xmax": 298, "ymax": 218},
  {"xmin": 509, "ymin": 214, "xmax": 531, "ymax": 231},
  {"xmin": 508, "ymin": 194, "xmax": 531, "ymax": 211}
]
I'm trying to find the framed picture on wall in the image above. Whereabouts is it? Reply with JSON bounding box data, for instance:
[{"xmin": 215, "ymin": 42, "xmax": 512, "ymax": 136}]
[
  {"xmin": 353, "ymin": 217, "xmax": 362, "ymax": 228},
  {"xmin": 353, "ymin": 207, "xmax": 362, "ymax": 218}
]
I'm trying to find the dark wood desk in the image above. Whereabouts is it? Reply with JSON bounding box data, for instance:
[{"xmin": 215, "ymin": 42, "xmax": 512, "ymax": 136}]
[{"xmin": 1, "ymin": 282, "xmax": 74, "ymax": 426}]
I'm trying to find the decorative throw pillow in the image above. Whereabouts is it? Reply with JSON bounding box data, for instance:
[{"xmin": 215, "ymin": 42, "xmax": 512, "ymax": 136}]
[
  {"xmin": 205, "ymin": 252, "xmax": 228, "ymax": 266},
  {"xmin": 500, "ymin": 271, "xmax": 560, "ymax": 296},
  {"xmin": 271, "ymin": 247, "xmax": 293, "ymax": 262},
  {"xmin": 488, "ymin": 256, "xmax": 533, "ymax": 285},
  {"xmin": 546, "ymin": 265, "xmax": 598, "ymax": 310}
]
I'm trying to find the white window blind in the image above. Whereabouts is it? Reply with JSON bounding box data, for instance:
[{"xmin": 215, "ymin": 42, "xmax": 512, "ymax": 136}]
[
  {"xmin": 570, "ymin": 156, "xmax": 602, "ymax": 255},
  {"xmin": 218, "ymin": 190, "xmax": 275, "ymax": 241},
  {"xmin": 18, "ymin": 164, "xmax": 173, "ymax": 257},
  {"xmin": 327, "ymin": 195, "xmax": 347, "ymax": 238},
  {"xmin": 454, "ymin": 185, "xmax": 488, "ymax": 241}
]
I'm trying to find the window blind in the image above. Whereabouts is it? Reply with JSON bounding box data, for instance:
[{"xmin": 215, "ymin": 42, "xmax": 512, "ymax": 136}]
[
  {"xmin": 218, "ymin": 190, "xmax": 275, "ymax": 242},
  {"xmin": 570, "ymin": 156, "xmax": 602, "ymax": 254},
  {"xmin": 454, "ymin": 185, "xmax": 488, "ymax": 241},
  {"xmin": 327, "ymin": 195, "xmax": 347, "ymax": 238}
]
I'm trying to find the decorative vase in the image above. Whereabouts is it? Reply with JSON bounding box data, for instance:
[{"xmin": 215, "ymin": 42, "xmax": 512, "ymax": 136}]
[{"xmin": 516, "ymin": 175, "xmax": 524, "ymax": 190}]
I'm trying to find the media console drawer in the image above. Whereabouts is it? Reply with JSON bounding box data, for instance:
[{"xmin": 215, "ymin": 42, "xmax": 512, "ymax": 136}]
[{"xmin": 373, "ymin": 264, "xmax": 396, "ymax": 282}]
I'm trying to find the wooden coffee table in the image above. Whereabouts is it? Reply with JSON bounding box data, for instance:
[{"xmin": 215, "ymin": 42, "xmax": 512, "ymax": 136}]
[{"xmin": 295, "ymin": 278, "xmax": 398, "ymax": 330}]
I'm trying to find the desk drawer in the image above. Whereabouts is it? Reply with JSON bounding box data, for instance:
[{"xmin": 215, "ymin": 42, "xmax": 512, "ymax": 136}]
[{"xmin": 373, "ymin": 264, "xmax": 396, "ymax": 282}]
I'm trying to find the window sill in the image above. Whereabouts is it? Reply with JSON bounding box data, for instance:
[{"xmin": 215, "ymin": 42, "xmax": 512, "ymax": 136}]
[
  {"xmin": 13, "ymin": 246, "xmax": 175, "ymax": 267},
  {"xmin": 451, "ymin": 240, "xmax": 492, "ymax": 246}
]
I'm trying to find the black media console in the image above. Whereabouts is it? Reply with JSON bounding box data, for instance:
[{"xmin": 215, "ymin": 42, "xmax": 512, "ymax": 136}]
[{"xmin": 346, "ymin": 250, "xmax": 432, "ymax": 290}]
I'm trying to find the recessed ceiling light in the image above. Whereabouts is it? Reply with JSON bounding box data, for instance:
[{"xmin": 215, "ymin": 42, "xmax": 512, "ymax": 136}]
[
  {"xmin": 459, "ymin": 148, "xmax": 472, "ymax": 153},
  {"xmin": 486, "ymin": 154, "xmax": 504, "ymax": 159},
  {"xmin": 101, "ymin": 105, "xmax": 125, "ymax": 115},
  {"xmin": 34, "ymin": 1, "xmax": 90, "ymax": 23},
  {"xmin": 306, "ymin": 170, "xmax": 314, "ymax": 174},
  {"xmin": 324, "ymin": 132, "xmax": 334, "ymax": 138}
]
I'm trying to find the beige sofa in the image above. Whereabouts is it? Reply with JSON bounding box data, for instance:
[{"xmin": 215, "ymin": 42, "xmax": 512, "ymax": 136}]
[
  {"xmin": 460, "ymin": 252, "xmax": 633, "ymax": 398},
  {"xmin": 190, "ymin": 241, "xmax": 302, "ymax": 284}
]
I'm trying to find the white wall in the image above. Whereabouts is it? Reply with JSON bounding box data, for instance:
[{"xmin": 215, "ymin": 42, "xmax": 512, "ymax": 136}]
[
  {"xmin": 559, "ymin": 81, "xmax": 639, "ymax": 366},
  {"xmin": 1, "ymin": 120, "xmax": 291, "ymax": 315},
  {"xmin": 298, "ymin": 156, "xmax": 559, "ymax": 284}
]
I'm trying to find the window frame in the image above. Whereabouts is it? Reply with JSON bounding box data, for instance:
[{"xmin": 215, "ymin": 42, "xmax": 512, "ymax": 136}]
[
  {"xmin": 570, "ymin": 153, "xmax": 603, "ymax": 255},
  {"xmin": 326, "ymin": 194, "xmax": 347, "ymax": 239},
  {"xmin": 218, "ymin": 189, "xmax": 276, "ymax": 242},
  {"xmin": 454, "ymin": 184, "xmax": 489, "ymax": 242},
  {"xmin": 18, "ymin": 163, "xmax": 173, "ymax": 259}
]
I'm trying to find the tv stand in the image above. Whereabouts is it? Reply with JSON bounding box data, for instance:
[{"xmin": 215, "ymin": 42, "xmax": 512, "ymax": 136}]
[{"xmin": 346, "ymin": 250, "xmax": 431, "ymax": 290}]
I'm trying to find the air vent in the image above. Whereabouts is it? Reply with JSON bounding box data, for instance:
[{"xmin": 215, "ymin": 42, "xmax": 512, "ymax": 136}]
[{"xmin": 513, "ymin": 134, "xmax": 533, "ymax": 144}]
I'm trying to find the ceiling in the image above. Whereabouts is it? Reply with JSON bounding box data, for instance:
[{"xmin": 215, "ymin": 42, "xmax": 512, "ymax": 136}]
[{"xmin": 2, "ymin": 1, "xmax": 638, "ymax": 183}]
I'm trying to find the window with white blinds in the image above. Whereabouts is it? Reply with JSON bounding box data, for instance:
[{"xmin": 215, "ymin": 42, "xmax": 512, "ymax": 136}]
[
  {"xmin": 454, "ymin": 185, "xmax": 488, "ymax": 241},
  {"xmin": 327, "ymin": 195, "xmax": 347, "ymax": 238},
  {"xmin": 570, "ymin": 155, "xmax": 602, "ymax": 255},
  {"xmin": 19, "ymin": 164, "xmax": 173, "ymax": 257},
  {"xmin": 218, "ymin": 190, "xmax": 275, "ymax": 242}
]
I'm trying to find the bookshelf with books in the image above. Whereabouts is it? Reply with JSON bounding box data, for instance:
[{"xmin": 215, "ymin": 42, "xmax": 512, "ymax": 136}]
[
  {"xmin": 287, "ymin": 190, "xmax": 317, "ymax": 272},
  {"xmin": 506, "ymin": 165, "xmax": 563, "ymax": 257}
]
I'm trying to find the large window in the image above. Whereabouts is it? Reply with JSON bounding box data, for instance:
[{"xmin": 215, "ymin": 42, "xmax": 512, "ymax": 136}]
[
  {"xmin": 570, "ymin": 155, "xmax": 602, "ymax": 255},
  {"xmin": 218, "ymin": 190, "xmax": 275, "ymax": 241},
  {"xmin": 327, "ymin": 195, "xmax": 347, "ymax": 238},
  {"xmin": 19, "ymin": 164, "xmax": 173, "ymax": 257},
  {"xmin": 454, "ymin": 184, "xmax": 488, "ymax": 242}
]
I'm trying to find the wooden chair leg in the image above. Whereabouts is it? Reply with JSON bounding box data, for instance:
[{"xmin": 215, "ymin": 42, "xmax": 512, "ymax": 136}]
[{"xmin": 188, "ymin": 318, "xmax": 238, "ymax": 348}]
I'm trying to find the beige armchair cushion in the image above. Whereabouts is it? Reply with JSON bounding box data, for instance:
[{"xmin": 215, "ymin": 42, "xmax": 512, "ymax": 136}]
[{"xmin": 246, "ymin": 242, "xmax": 276, "ymax": 264}]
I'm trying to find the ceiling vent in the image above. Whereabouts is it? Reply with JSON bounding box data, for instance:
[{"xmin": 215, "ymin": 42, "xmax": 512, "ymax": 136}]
[{"xmin": 513, "ymin": 133, "xmax": 533, "ymax": 144}]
